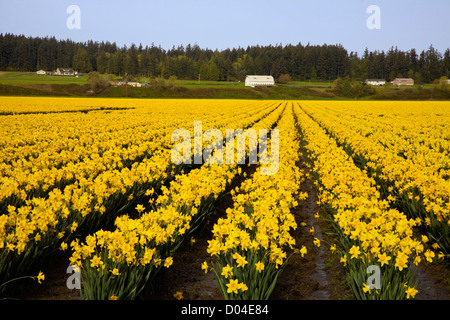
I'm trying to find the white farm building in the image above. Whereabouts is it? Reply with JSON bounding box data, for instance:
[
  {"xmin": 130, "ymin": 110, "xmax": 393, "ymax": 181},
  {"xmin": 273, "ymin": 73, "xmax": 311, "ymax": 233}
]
[{"xmin": 245, "ymin": 75, "xmax": 275, "ymax": 87}]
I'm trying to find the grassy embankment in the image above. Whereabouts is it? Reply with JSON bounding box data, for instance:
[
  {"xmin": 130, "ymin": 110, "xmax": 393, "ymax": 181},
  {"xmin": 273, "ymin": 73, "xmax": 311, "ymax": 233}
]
[{"xmin": 0, "ymin": 72, "xmax": 448, "ymax": 100}]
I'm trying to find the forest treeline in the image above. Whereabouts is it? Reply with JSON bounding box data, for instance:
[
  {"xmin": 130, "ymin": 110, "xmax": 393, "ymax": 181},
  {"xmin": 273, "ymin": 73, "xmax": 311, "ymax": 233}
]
[{"xmin": 1, "ymin": 33, "xmax": 449, "ymax": 83}]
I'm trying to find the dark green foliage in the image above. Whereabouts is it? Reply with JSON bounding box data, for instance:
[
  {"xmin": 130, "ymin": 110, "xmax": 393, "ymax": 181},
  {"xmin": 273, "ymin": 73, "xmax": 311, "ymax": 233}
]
[
  {"xmin": 332, "ymin": 77, "xmax": 374, "ymax": 98},
  {"xmin": 2, "ymin": 33, "xmax": 448, "ymax": 83}
]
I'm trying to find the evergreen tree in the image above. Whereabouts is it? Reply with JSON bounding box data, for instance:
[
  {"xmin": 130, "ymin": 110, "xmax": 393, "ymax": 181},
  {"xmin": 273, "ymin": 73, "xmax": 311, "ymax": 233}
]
[{"xmin": 0, "ymin": 33, "xmax": 447, "ymax": 83}]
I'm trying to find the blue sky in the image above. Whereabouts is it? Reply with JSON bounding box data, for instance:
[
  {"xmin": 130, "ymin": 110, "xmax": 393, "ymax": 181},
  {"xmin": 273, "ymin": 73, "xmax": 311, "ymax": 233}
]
[{"xmin": 0, "ymin": 0, "xmax": 449, "ymax": 55}]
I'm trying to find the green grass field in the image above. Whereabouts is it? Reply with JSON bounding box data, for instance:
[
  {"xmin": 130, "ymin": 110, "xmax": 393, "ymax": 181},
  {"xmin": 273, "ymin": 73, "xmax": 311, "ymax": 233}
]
[
  {"xmin": 166, "ymin": 79, "xmax": 246, "ymax": 89},
  {"xmin": 0, "ymin": 72, "xmax": 332, "ymax": 88},
  {"xmin": 0, "ymin": 71, "xmax": 447, "ymax": 100},
  {"xmin": 0, "ymin": 72, "xmax": 433, "ymax": 90},
  {"xmin": 0, "ymin": 72, "xmax": 88, "ymax": 85},
  {"xmin": 286, "ymin": 80, "xmax": 332, "ymax": 87}
]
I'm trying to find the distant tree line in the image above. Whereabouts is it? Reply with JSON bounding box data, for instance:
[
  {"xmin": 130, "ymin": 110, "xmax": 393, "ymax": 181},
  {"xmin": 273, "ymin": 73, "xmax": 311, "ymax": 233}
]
[{"xmin": 1, "ymin": 33, "xmax": 449, "ymax": 83}]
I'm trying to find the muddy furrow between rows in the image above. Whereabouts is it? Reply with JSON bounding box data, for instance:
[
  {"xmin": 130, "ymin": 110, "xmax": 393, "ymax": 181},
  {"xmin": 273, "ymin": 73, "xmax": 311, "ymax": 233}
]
[{"xmin": 271, "ymin": 130, "xmax": 352, "ymax": 300}]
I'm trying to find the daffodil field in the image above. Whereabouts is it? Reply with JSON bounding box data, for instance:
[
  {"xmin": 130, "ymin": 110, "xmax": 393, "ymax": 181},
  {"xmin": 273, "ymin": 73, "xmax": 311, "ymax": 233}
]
[{"xmin": 0, "ymin": 97, "xmax": 448, "ymax": 300}]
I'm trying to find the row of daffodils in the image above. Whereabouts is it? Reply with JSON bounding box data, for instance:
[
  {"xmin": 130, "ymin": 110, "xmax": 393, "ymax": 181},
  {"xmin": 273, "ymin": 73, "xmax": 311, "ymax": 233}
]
[
  {"xmin": 206, "ymin": 102, "xmax": 308, "ymax": 299},
  {"xmin": 294, "ymin": 102, "xmax": 444, "ymax": 300},
  {"xmin": 0, "ymin": 97, "xmax": 274, "ymax": 297},
  {"xmin": 66, "ymin": 101, "xmax": 286, "ymax": 299},
  {"xmin": 1, "ymin": 97, "xmax": 448, "ymax": 300},
  {"xmin": 299, "ymin": 101, "xmax": 449, "ymax": 256}
]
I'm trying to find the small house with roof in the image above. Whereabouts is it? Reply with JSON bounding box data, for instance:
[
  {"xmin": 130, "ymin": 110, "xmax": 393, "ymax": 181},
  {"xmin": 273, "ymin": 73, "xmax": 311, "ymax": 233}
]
[{"xmin": 54, "ymin": 68, "xmax": 78, "ymax": 76}]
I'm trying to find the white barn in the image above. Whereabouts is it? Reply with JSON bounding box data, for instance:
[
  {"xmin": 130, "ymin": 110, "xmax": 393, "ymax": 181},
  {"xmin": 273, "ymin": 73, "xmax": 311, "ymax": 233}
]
[{"xmin": 245, "ymin": 75, "xmax": 275, "ymax": 87}]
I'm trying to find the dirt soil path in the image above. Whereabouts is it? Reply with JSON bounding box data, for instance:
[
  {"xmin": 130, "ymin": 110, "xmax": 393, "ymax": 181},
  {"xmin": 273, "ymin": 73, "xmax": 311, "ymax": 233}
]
[{"xmin": 270, "ymin": 140, "xmax": 352, "ymax": 300}]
